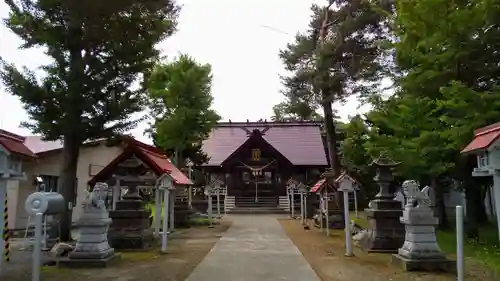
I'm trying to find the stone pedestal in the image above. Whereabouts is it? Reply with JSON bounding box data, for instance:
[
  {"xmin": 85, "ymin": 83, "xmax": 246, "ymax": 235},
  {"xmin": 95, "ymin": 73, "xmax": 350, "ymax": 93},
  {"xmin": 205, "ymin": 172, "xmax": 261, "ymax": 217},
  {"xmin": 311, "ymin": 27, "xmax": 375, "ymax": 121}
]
[
  {"xmin": 358, "ymin": 154, "xmax": 405, "ymax": 253},
  {"xmin": 359, "ymin": 198, "xmax": 405, "ymax": 253},
  {"xmin": 108, "ymin": 193, "xmax": 154, "ymax": 249},
  {"xmin": 59, "ymin": 207, "xmax": 120, "ymax": 268},
  {"xmin": 392, "ymin": 207, "xmax": 455, "ymax": 272},
  {"xmin": 174, "ymin": 200, "xmax": 192, "ymax": 228}
]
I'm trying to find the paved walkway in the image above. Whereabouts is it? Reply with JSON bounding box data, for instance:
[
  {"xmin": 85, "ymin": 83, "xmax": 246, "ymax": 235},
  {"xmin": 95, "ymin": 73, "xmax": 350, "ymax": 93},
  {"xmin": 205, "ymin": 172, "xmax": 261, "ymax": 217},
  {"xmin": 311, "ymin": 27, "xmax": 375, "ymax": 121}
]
[{"xmin": 185, "ymin": 215, "xmax": 320, "ymax": 281}]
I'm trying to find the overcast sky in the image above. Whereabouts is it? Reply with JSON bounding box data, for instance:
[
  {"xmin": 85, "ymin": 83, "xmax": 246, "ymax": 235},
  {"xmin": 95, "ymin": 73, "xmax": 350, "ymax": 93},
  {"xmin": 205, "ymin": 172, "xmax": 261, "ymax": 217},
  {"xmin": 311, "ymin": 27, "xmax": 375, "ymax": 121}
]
[{"xmin": 0, "ymin": 0, "xmax": 369, "ymax": 144}]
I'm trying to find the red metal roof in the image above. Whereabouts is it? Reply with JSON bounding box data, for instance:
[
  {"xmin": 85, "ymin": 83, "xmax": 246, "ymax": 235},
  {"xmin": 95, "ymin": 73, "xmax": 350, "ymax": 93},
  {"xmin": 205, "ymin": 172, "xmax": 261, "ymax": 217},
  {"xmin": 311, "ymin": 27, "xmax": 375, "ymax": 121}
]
[
  {"xmin": 0, "ymin": 129, "xmax": 36, "ymax": 158},
  {"xmin": 202, "ymin": 121, "xmax": 328, "ymax": 166},
  {"xmin": 88, "ymin": 138, "xmax": 193, "ymax": 186},
  {"xmin": 310, "ymin": 178, "xmax": 327, "ymax": 193},
  {"xmin": 461, "ymin": 123, "xmax": 500, "ymax": 154}
]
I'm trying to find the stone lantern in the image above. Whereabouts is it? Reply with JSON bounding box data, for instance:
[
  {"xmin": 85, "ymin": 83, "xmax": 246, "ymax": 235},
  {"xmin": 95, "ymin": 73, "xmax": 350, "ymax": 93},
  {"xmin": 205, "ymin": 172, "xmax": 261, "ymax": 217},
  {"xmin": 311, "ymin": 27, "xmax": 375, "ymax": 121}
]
[
  {"xmin": 372, "ymin": 153, "xmax": 400, "ymax": 201},
  {"xmin": 357, "ymin": 153, "xmax": 405, "ymax": 253}
]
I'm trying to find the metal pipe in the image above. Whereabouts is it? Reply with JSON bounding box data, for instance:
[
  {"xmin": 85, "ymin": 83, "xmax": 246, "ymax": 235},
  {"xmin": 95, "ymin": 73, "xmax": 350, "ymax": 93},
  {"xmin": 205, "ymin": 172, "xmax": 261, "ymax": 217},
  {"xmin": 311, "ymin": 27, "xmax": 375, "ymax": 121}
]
[
  {"xmin": 300, "ymin": 192, "xmax": 304, "ymax": 224},
  {"xmin": 161, "ymin": 189, "xmax": 169, "ymax": 253},
  {"xmin": 32, "ymin": 213, "xmax": 43, "ymax": 281},
  {"xmin": 216, "ymin": 188, "xmax": 221, "ymax": 217},
  {"xmin": 188, "ymin": 166, "xmax": 192, "ymax": 208},
  {"xmin": 208, "ymin": 193, "xmax": 213, "ymax": 228},
  {"xmin": 343, "ymin": 191, "xmax": 353, "ymax": 256},
  {"xmin": 456, "ymin": 205, "xmax": 464, "ymax": 281},
  {"xmin": 354, "ymin": 190, "xmax": 359, "ymax": 218},
  {"xmin": 254, "ymin": 180, "xmax": 258, "ymax": 203},
  {"xmin": 169, "ymin": 193, "xmax": 175, "ymax": 231},
  {"xmin": 325, "ymin": 192, "xmax": 330, "ymax": 236},
  {"xmin": 319, "ymin": 195, "xmax": 323, "ymax": 230},
  {"xmin": 303, "ymin": 192, "xmax": 306, "ymax": 224},
  {"xmin": 154, "ymin": 189, "xmax": 161, "ymax": 236}
]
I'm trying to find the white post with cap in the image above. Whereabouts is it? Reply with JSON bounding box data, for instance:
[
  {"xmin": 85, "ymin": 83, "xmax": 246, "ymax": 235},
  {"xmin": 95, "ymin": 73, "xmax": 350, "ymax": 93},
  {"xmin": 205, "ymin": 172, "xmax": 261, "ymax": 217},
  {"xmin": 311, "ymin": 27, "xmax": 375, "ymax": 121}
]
[
  {"xmin": 205, "ymin": 184, "xmax": 213, "ymax": 228},
  {"xmin": 158, "ymin": 174, "xmax": 174, "ymax": 253}
]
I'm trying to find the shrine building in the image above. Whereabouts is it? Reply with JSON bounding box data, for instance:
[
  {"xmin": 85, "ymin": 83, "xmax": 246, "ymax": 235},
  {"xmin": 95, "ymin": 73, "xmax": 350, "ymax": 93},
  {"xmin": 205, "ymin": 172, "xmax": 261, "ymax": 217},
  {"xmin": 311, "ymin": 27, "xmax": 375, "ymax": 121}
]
[{"xmin": 202, "ymin": 121, "xmax": 329, "ymax": 206}]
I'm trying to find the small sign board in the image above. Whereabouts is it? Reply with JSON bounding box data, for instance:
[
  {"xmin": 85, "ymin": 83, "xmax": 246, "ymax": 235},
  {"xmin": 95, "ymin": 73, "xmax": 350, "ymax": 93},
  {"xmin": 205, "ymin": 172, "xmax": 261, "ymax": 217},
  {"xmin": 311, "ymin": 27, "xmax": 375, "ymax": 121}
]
[
  {"xmin": 159, "ymin": 173, "xmax": 174, "ymax": 190},
  {"xmin": 335, "ymin": 172, "xmax": 359, "ymax": 192},
  {"xmin": 297, "ymin": 182, "xmax": 308, "ymax": 193}
]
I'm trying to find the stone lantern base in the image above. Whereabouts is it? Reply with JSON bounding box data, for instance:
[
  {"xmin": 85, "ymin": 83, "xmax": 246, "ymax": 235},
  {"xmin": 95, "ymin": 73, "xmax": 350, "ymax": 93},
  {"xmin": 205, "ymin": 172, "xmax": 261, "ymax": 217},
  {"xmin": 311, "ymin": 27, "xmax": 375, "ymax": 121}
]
[
  {"xmin": 391, "ymin": 207, "xmax": 456, "ymax": 272},
  {"xmin": 108, "ymin": 195, "xmax": 154, "ymax": 250},
  {"xmin": 59, "ymin": 208, "xmax": 121, "ymax": 268},
  {"xmin": 357, "ymin": 199, "xmax": 405, "ymax": 253}
]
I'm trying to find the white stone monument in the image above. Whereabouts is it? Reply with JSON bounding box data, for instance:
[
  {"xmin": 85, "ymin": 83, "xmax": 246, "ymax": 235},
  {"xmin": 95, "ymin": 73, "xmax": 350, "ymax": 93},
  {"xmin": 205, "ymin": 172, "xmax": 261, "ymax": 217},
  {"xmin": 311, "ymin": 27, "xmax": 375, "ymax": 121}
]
[
  {"xmin": 392, "ymin": 180, "xmax": 455, "ymax": 272},
  {"xmin": 62, "ymin": 182, "xmax": 120, "ymax": 267}
]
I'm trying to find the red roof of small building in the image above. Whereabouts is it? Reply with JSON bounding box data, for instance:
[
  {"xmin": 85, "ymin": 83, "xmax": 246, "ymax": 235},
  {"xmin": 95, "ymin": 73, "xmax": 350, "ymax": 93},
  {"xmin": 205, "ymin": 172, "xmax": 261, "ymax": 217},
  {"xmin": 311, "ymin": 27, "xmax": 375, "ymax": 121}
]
[
  {"xmin": 0, "ymin": 129, "xmax": 36, "ymax": 158},
  {"xmin": 88, "ymin": 138, "xmax": 192, "ymax": 186},
  {"xmin": 202, "ymin": 121, "xmax": 328, "ymax": 166},
  {"xmin": 461, "ymin": 122, "xmax": 500, "ymax": 154},
  {"xmin": 310, "ymin": 178, "xmax": 327, "ymax": 193}
]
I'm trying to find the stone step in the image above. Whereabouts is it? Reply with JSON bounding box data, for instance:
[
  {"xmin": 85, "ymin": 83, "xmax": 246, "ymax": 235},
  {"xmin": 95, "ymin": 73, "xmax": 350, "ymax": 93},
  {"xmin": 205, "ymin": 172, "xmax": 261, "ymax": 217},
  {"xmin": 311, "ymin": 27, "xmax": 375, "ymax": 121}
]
[
  {"xmin": 235, "ymin": 197, "xmax": 277, "ymax": 203},
  {"xmin": 228, "ymin": 207, "xmax": 287, "ymax": 214}
]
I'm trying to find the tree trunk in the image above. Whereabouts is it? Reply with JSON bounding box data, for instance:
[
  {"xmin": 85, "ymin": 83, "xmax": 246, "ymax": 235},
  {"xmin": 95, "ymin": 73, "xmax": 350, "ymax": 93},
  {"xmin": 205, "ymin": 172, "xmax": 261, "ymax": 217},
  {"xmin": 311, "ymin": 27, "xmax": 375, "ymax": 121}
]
[
  {"xmin": 433, "ymin": 178, "xmax": 449, "ymax": 229},
  {"xmin": 58, "ymin": 136, "xmax": 80, "ymax": 242},
  {"xmin": 322, "ymin": 102, "xmax": 343, "ymax": 211},
  {"xmin": 174, "ymin": 146, "xmax": 183, "ymax": 167},
  {"xmin": 322, "ymin": 102, "xmax": 341, "ymax": 176}
]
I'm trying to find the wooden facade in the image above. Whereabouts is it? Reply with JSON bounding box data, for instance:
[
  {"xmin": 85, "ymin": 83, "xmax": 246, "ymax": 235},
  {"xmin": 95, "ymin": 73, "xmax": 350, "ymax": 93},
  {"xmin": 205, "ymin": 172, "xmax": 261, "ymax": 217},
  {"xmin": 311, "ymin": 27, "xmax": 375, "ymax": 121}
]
[{"xmin": 202, "ymin": 122, "xmax": 328, "ymax": 200}]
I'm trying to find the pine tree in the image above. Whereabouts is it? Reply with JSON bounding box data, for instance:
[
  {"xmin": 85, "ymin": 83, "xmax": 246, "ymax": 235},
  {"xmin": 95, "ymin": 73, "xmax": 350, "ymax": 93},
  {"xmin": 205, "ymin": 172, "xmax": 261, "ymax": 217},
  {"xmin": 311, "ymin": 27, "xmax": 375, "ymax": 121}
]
[
  {"xmin": 0, "ymin": 0, "xmax": 180, "ymax": 241},
  {"xmin": 278, "ymin": 0, "xmax": 391, "ymax": 175}
]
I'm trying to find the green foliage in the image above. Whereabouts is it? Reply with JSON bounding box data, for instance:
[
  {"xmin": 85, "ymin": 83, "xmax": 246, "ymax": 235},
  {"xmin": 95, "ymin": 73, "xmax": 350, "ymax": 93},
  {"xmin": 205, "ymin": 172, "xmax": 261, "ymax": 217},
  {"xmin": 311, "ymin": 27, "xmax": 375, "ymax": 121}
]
[
  {"xmin": 363, "ymin": 0, "xmax": 500, "ymax": 182},
  {"xmin": 342, "ymin": 0, "xmax": 500, "ymax": 230},
  {"xmin": 274, "ymin": 0, "xmax": 392, "ymax": 175},
  {"xmin": 340, "ymin": 115, "xmax": 378, "ymax": 203},
  {"xmin": 1, "ymin": 0, "xmax": 180, "ymax": 141},
  {"xmin": 278, "ymin": 1, "xmax": 391, "ymax": 109},
  {"xmin": 437, "ymin": 225, "xmax": 500, "ymax": 274},
  {"xmin": 147, "ymin": 54, "xmax": 221, "ymax": 165},
  {"xmin": 271, "ymin": 101, "xmax": 323, "ymax": 121},
  {"xmin": 0, "ymin": 0, "xmax": 180, "ymax": 240}
]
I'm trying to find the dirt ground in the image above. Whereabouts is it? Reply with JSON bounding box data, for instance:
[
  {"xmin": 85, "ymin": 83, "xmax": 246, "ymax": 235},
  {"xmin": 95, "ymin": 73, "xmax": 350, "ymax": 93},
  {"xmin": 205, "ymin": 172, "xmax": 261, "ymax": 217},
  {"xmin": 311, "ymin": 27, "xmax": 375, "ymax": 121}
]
[
  {"xmin": 4, "ymin": 220, "xmax": 231, "ymax": 281},
  {"xmin": 279, "ymin": 219, "xmax": 498, "ymax": 281}
]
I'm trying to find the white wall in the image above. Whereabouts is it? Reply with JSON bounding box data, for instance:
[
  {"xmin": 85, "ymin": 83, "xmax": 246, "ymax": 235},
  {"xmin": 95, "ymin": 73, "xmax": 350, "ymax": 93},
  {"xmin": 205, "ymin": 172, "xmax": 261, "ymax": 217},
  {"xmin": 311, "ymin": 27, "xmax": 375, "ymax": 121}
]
[{"xmin": 12, "ymin": 143, "xmax": 123, "ymax": 229}]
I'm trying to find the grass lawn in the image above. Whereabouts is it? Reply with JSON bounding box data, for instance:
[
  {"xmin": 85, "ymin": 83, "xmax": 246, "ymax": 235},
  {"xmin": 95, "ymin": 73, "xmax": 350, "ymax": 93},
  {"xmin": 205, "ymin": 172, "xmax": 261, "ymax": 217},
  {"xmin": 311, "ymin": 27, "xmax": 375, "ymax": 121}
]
[
  {"xmin": 350, "ymin": 211, "xmax": 500, "ymax": 274},
  {"xmin": 437, "ymin": 225, "xmax": 500, "ymax": 273},
  {"xmin": 147, "ymin": 202, "xmax": 215, "ymax": 226}
]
